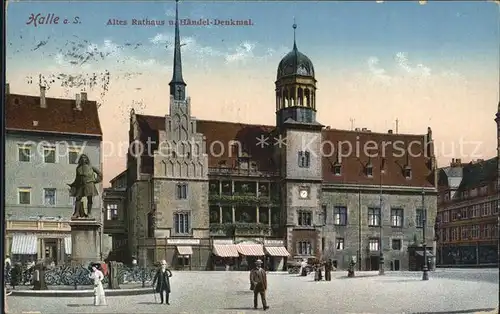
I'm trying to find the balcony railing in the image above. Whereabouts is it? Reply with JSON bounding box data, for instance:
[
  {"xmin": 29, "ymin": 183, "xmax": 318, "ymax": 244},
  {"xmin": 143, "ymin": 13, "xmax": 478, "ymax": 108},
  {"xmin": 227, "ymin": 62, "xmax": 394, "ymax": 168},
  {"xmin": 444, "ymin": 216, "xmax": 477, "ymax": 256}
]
[
  {"xmin": 209, "ymin": 223, "xmax": 273, "ymax": 237},
  {"xmin": 208, "ymin": 167, "xmax": 279, "ymax": 177},
  {"xmin": 208, "ymin": 193, "xmax": 279, "ymax": 206}
]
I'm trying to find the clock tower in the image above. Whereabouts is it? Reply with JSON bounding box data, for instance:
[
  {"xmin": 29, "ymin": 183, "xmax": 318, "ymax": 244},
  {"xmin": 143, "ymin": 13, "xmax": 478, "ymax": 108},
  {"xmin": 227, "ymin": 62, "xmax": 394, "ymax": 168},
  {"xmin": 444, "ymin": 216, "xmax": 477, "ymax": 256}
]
[{"xmin": 275, "ymin": 22, "xmax": 324, "ymax": 260}]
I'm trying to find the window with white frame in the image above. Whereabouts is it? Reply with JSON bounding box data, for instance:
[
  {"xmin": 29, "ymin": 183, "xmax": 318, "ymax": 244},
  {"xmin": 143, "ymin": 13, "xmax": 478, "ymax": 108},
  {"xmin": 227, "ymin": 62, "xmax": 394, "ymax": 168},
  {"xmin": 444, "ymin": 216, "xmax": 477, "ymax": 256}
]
[
  {"xmin": 368, "ymin": 207, "xmax": 380, "ymax": 226},
  {"xmin": 493, "ymin": 201, "xmax": 499, "ymax": 214},
  {"xmin": 482, "ymin": 202, "xmax": 492, "ymax": 217},
  {"xmin": 298, "ymin": 151, "xmax": 310, "ymax": 168},
  {"xmin": 391, "ymin": 239, "xmax": 402, "ymax": 250},
  {"xmin": 443, "ymin": 211, "xmax": 449, "ymax": 222},
  {"xmin": 43, "ymin": 146, "xmax": 56, "ymax": 163},
  {"xmin": 297, "ymin": 240, "xmax": 312, "ymax": 255},
  {"xmin": 174, "ymin": 212, "xmax": 190, "ymax": 234},
  {"xmin": 106, "ymin": 204, "xmax": 119, "ymax": 220},
  {"xmin": 43, "ymin": 188, "xmax": 56, "ymax": 206},
  {"xmin": 18, "ymin": 187, "xmax": 31, "ymax": 205},
  {"xmin": 18, "ymin": 144, "xmax": 32, "ymax": 162},
  {"xmin": 391, "ymin": 208, "xmax": 403, "ymax": 227},
  {"xmin": 68, "ymin": 147, "xmax": 81, "ymax": 164},
  {"xmin": 176, "ymin": 184, "xmax": 188, "ymax": 199},
  {"xmin": 298, "ymin": 211, "xmax": 312, "ymax": 226},
  {"xmin": 460, "ymin": 226, "xmax": 470, "ymax": 240},
  {"xmin": 333, "ymin": 206, "xmax": 347, "ymax": 226},
  {"xmin": 416, "ymin": 209, "xmax": 424, "ymax": 228},
  {"xmin": 335, "ymin": 238, "xmax": 344, "ymax": 250},
  {"xmin": 369, "ymin": 238, "xmax": 380, "ymax": 251},
  {"xmin": 471, "ymin": 225, "xmax": 480, "ymax": 239}
]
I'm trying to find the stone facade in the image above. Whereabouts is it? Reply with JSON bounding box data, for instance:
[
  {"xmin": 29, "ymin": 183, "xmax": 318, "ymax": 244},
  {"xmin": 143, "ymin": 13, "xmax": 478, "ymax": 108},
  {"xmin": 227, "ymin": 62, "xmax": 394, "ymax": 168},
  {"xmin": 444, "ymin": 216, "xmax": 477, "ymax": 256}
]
[
  {"xmin": 103, "ymin": 0, "xmax": 437, "ymax": 271},
  {"xmin": 322, "ymin": 186, "xmax": 437, "ymax": 270}
]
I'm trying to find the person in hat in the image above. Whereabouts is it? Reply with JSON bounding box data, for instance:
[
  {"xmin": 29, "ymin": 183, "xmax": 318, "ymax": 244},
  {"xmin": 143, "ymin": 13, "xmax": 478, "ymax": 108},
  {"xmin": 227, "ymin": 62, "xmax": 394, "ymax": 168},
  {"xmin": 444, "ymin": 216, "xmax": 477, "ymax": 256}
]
[
  {"xmin": 249, "ymin": 259, "xmax": 269, "ymax": 310},
  {"xmin": 152, "ymin": 260, "xmax": 172, "ymax": 304},
  {"xmin": 89, "ymin": 263, "xmax": 107, "ymax": 306}
]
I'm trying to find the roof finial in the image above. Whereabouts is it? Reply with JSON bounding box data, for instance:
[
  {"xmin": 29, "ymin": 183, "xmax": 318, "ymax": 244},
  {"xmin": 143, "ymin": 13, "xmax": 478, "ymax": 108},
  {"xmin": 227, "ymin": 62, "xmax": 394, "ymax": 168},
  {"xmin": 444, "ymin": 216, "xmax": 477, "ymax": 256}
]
[{"xmin": 292, "ymin": 17, "xmax": 297, "ymax": 50}]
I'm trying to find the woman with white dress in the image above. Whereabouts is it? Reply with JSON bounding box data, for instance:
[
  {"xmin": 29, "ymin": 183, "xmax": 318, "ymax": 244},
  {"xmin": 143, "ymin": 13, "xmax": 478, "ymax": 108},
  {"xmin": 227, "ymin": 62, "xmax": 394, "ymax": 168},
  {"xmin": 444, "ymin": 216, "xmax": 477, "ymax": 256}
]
[{"xmin": 89, "ymin": 263, "xmax": 107, "ymax": 306}]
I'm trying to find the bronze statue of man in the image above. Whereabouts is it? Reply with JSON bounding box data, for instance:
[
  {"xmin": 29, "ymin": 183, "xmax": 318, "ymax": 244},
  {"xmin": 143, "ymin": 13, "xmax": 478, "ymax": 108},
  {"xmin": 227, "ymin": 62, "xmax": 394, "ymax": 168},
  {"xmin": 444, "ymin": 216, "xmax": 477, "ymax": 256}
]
[{"xmin": 68, "ymin": 154, "xmax": 102, "ymax": 219}]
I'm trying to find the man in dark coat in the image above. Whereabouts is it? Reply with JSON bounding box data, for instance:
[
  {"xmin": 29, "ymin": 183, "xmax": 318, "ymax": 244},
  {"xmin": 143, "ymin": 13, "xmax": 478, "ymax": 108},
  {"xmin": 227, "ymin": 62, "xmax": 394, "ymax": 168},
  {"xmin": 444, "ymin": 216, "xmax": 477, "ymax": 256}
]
[
  {"xmin": 250, "ymin": 259, "xmax": 269, "ymax": 310},
  {"xmin": 152, "ymin": 260, "xmax": 172, "ymax": 304},
  {"xmin": 325, "ymin": 260, "xmax": 332, "ymax": 281}
]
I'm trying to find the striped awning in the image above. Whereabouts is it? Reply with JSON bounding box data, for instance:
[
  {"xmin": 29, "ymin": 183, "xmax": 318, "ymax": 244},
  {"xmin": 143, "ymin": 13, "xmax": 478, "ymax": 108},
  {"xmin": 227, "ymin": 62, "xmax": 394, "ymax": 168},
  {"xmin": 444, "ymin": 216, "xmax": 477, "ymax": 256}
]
[
  {"xmin": 11, "ymin": 234, "xmax": 38, "ymax": 255},
  {"xmin": 265, "ymin": 246, "xmax": 290, "ymax": 257},
  {"xmin": 177, "ymin": 246, "xmax": 193, "ymax": 255},
  {"xmin": 236, "ymin": 244, "xmax": 265, "ymax": 256},
  {"xmin": 64, "ymin": 237, "xmax": 72, "ymax": 255},
  {"xmin": 213, "ymin": 244, "xmax": 239, "ymax": 258}
]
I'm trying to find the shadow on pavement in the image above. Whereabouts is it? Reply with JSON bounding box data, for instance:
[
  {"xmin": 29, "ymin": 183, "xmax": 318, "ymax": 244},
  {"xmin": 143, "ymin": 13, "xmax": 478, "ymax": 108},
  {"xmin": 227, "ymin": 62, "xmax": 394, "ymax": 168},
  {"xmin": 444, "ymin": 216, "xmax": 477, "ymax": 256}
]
[
  {"xmin": 67, "ymin": 304, "xmax": 93, "ymax": 307},
  {"xmin": 412, "ymin": 308, "xmax": 496, "ymax": 314},
  {"xmin": 137, "ymin": 302, "xmax": 159, "ymax": 305},
  {"xmin": 223, "ymin": 307, "xmax": 259, "ymax": 311},
  {"xmin": 235, "ymin": 290, "xmax": 254, "ymax": 295}
]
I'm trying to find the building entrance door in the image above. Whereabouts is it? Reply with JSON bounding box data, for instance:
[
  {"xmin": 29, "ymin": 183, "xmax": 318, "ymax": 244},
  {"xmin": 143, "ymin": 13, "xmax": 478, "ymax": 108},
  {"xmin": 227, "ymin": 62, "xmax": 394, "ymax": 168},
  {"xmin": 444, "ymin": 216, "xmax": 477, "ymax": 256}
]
[
  {"xmin": 44, "ymin": 239, "xmax": 58, "ymax": 264},
  {"xmin": 370, "ymin": 256, "xmax": 379, "ymax": 270}
]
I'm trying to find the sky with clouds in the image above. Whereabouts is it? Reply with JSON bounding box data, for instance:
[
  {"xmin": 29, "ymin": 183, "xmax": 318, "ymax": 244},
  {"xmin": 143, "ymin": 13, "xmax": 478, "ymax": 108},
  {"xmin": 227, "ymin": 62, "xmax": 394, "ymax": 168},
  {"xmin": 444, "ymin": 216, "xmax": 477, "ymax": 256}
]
[{"xmin": 6, "ymin": 1, "xmax": 500, "ymax": 184}]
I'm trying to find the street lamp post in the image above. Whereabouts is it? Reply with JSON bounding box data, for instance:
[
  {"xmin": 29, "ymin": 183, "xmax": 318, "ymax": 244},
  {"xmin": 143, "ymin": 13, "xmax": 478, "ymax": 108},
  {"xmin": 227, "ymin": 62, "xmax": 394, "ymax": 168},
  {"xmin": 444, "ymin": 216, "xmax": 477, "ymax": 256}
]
[
  {"xmin": 421, "ymin": 190, "xmax": 429, "ymax": 281},
  {"xmin": 379, "ymin": 164, "xmax": 385, "ymax": 275}
]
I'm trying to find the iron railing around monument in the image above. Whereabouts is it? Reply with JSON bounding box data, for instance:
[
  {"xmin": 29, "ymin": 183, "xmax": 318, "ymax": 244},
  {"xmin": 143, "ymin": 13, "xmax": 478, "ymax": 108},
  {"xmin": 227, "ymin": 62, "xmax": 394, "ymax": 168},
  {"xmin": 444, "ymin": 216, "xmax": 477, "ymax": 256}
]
[{"xmin": 5, "ymin": 264, "xmax": 157, "ymax": 289}]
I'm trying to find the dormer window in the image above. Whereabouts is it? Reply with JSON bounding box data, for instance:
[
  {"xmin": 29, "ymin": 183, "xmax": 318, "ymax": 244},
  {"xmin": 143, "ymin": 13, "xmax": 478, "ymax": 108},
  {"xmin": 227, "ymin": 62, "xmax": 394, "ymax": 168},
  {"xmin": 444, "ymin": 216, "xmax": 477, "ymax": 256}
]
[
  {"xmin": 404, "ymin": 166, "xmax": 412, "ymax": 179},
  {"xmin": 366, "ymin": 164, "xmax": 373, "ymax": 177},
  {"xmin": 333, "ymin": 163, "xmax": 341, "ymax": 176}
]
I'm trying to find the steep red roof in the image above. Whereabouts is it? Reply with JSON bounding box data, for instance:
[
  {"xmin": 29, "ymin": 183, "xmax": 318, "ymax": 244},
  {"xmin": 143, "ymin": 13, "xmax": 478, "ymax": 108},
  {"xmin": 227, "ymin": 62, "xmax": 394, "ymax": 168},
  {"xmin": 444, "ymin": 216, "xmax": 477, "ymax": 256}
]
[
  {"xmin": 6, "ymin": 93, "xmax": 102, "ymax": 136},
  {"xmin": 321, "ymin": 129, "xmax": 433, "ymax": 187},
  {"xmin": 133, "ymin": 114, "xmax": 434, "ymax": 187}
]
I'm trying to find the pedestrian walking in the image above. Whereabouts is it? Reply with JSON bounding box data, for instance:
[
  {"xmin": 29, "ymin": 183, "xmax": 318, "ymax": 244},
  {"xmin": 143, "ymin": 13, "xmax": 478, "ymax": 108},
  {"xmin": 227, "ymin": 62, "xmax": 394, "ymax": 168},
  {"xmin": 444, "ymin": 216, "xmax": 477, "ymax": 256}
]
[
  {"xmin": 89, "ymin": 263, "xmax": 107, "ymax": 306},
  {"xmin": 152, "ymin": 260, "xmax": 172, "ymax": 305},
  {"xmin": 250, "ymin": 259, "xmax": 269, "ymax": 310},
  {"xmin": 325, "ymin": 260, "xmax": 332, "ymax": 281}
]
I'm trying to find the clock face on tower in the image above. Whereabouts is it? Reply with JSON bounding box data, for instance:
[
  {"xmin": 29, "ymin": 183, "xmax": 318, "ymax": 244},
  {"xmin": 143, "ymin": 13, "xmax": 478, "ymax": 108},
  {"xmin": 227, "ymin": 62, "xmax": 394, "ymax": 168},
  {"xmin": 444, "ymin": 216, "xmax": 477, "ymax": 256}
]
[{"xmin": 299, "ymin": 187, "xmax": 309, "ymax": 199}]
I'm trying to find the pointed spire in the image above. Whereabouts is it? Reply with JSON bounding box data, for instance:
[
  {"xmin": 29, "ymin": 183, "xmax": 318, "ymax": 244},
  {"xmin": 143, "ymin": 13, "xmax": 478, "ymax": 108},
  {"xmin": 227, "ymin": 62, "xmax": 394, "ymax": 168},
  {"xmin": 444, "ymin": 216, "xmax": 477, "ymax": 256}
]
[
  {"xmin": 169, "ymin": 0, "xmax": 186, "ymax": 101},
  {"xmin": 292, "ymin": 18, "xmax": 297, "ymax": 50}
]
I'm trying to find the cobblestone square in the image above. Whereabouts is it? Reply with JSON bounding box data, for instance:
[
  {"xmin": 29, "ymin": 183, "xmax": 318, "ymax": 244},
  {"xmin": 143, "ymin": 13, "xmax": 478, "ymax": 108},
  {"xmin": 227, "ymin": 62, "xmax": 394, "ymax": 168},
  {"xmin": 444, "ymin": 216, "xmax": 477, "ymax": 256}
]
[{"xmin": 7, "ymin": 269, "xmax": 499, "ymax": 314}]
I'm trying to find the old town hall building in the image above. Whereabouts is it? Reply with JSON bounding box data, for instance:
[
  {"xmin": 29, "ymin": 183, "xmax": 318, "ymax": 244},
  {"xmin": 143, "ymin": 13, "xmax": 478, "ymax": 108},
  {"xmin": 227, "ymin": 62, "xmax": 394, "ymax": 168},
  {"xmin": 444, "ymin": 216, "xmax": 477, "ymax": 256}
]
[{"xmin": 104, "ymin": 1, "xmax": 438, "ymax": 271}]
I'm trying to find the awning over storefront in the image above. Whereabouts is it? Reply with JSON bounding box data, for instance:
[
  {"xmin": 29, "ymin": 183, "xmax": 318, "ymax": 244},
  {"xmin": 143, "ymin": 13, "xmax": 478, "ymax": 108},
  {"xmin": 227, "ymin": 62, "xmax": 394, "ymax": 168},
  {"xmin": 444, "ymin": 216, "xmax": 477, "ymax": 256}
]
[
  {"xmin": 416, "ymin": 250, "xmax": 434, "ymax": 257},
  {"xmin": 265, "ymin": 246, "xmax": 290, "ymax": 257},
  {"xmin": 177, "ymin": 246, "xmax": 193, "ymax": 255},
  {"xmin": 213, "ymin": 244, "xmax": 239, "ymax": 258},
  {"xmin": 11, "ymin": 234, "xmax": 38, "ymax": 255},
  {"xmin": 236, "ymin": 244, "xmax": 265, "ymax": 256},
  {"xmin": 64, "ymin": 237, "xmax": 72, "ymax": 255}
]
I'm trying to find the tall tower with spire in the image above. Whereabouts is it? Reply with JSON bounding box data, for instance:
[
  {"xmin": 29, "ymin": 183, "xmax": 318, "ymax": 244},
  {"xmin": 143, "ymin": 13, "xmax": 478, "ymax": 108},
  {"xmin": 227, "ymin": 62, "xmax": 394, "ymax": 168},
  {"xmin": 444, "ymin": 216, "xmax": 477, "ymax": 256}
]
[
  {"xmin": 275, "ymin": 21, "xmax": 324, "ymax": 260},
  {"xmin": 153, "ymin": 0, "xmax": 209, "ymax": 250},
  {"xmin": 169, "ymin": 0, "xmax": 186, "ymax": 101}
]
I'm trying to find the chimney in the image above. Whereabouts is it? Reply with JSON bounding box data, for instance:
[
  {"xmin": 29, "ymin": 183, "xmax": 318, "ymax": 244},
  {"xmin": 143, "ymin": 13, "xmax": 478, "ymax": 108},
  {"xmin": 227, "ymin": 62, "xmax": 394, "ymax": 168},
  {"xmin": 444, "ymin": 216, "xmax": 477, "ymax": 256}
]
[
  {"xmin": 40, "ymin": 85, "xmax": 46, "ymax": 108},
  {"xmin": 456, "ymin": 158, "xmax": 462, "ymax": 164},
  {"xmin": 355, "ymin": 128, "xmax": 360, "ymax": 131},
  {"xmin": 451, "ymin": 158, "xmax": 455, "ymax": 166},
  {"xmin": 80, "ymin": 91, "xmax": 87, "ymax": 102},
  {"xmin": 388, "ymin": 129, "xmax": 393, "ymax": 134},
  {"xmin": 75, "ymin": 93, "xmax": 82, "ymax": 111},
  {"xmin": 361, "ymin": 128, "xmax": 367, "ymax": 132},
  {"xmin": 6, "ymin": 83, "xmax": 10, "ymax": 95}
]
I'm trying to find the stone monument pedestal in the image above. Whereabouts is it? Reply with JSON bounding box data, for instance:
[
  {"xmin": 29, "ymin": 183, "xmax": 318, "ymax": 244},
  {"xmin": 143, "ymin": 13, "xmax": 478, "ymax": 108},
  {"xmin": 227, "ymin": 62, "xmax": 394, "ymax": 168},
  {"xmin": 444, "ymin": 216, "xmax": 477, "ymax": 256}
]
[{"xmin": 69, "ymin": 219, "xmax": 102, "ymax": 265}]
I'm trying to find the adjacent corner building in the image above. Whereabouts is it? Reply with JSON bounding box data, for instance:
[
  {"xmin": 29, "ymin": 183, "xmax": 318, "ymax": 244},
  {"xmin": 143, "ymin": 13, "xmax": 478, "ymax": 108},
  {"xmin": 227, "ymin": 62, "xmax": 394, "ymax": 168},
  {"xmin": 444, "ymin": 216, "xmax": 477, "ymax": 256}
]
[{"xmin": 5, "ymin": 85, "xmax": 105, "ymax": 264}]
